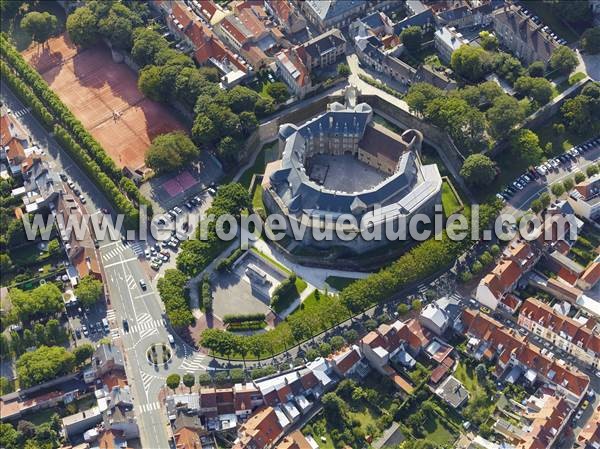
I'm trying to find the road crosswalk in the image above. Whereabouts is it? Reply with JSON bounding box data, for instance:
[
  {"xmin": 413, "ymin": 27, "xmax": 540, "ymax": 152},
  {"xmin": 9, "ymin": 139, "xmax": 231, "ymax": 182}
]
[
  {"xmin": 140, "ymin": 371, "xmax": 156, "ymax": 394},
  {"xmin": 10, "ymin": 107, "xmax": 31, "ymax": 118},
  {"xmin": 130, "ymin": 313, "xmax": 160, "ymax": 339},
  {"xmin": 101, "ymin": 241, "xmax": 145, "ymax": 262},
  {"xmin": 138, "ymin": 401, "xmax": 160, "ymax": 413},
  {"xmin": 179, "ymin": 354, "xmax": 207, "ymax": 371},
  {"xmin": 105, "ymin": 309, "xmax": 121, "ymax": 341}
]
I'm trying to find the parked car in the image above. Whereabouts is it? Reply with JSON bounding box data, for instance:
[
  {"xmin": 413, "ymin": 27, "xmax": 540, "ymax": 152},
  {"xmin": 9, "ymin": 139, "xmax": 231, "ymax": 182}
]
[
  {"xmin": 184, "ymin": 201, "xmax": 194, "ymax": 210},
  {"xmin": 168, "ymin": 334, "xmax": 175, "ymax": 345},
  {"xmin": 75, "ymin": 328, "xmax": 81, "ymax": 339}
]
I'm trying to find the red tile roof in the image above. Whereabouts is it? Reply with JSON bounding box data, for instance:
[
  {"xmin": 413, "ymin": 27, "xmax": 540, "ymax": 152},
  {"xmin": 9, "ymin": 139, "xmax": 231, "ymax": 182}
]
[
  {"xmin": 5, "ymin": 138, "xmax": 25, "ymax": 163},
  {"xmin": 580, "ymin": 262, "xmax": 600, "ymax": 288},
  {"xmin": 578, "ymin": 405, "xmax": 600, "ymax": 447},
  {"xmin": 172, "ymin": 2, "xmax": 195, "ymax": 29},
  {"xmin": 174, "ymin": 427, "xmax": 202, "ymax": 449},
  {"xmin": 329, "ymin": 347, "xmax": 361, "ymax": 375},
  {"xmin": 464, "ymin": 308, "xmax": 590, "ymax": 399},
  {"xmin": 517, "ymin": 395, "xmax": 571, "ymax": 449},
  {"xmin": 220, "ymin": 16, "xmax": 250, "ymax": 46},
  {"xmin": 233, "ymin": 407, "xmax": 283, "ymax": 449}
]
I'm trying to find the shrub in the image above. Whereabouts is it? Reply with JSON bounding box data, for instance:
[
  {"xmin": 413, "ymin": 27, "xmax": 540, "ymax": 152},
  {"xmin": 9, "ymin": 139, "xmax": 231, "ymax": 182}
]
[
  {"xmin": 270, "ymin": 274, "xmax": 298, "ymax": 312},
  {"xmin": 222, "ymin": 313, "xmax": 266, "ymax": 324},
  {"xmin": 574, "ymin": 172, "xmax": 587, "ymax": 183}
]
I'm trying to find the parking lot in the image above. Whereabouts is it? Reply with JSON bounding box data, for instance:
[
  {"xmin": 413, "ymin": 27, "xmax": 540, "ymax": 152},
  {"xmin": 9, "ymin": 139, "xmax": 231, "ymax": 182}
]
[
  {"xmin": 498, "ymin": 136, "xmax": 599, "ymax": 204},
  {"xmin": 65, "ymin": 299, "xmax": 112, "ymax": 345}
]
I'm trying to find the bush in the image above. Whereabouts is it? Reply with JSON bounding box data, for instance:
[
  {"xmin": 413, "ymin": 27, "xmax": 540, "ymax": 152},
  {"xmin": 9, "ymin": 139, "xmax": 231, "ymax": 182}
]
[
  {"xmin": 201, "ymin": 277, "xmax": 213, "ymax": 313},
  {"xmin": 270, "ymin": 274, "xmax": 298, "ymax": 312},
  {"xmin": 216, "ymin": 248, "xmax": 245, "ymax": 271},
  {"xmin": 0, "ymin": 36, "xmax": 145, "ymax": 225},
  {"xmin": 157, "ymin": 269, "xmax": 194, "ymax": 329},
  {"xmin": 574, "ymin": 172, "xmax": 587, "ymax": 183},
  {"xmin": 551, "ymin": 183, "xmax": 565, "ymax": 196},
  {"xmin": 222, "ymin": 313, "xmax": 266, "ymax": 324},
  {"xmin": 471, "ymin": 261, "xmax": 483, "ymax": 274}
]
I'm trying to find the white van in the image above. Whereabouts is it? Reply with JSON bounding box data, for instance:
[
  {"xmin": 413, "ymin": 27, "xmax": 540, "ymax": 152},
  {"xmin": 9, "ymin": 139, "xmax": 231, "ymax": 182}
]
[
  {"xmin": 102, "ymin": 318, "xmax": 109, "ymax": 332},
  {"xmin": 168, "ymin": 334, "xmax": 175, "ymax": 345}
]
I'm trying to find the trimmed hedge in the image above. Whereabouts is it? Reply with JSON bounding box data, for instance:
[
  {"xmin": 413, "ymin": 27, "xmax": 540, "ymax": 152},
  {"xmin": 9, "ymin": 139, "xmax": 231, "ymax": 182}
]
[
  {"xmin": 54, "ymin": 125, "xmax": 139, "ymax": 227},
  {"xmin": 0, "ymin": 61, "xmax": 54, "ymax": 127},
  {"xmin": 227, "ymin": 321, "xmax": 266, "ymax": 331},
  {"xmin": 216, "ymin": 248, "xmax": 245, "ymax": 271},
  {"xmin": 201, "ymin": 276, "xmax": 213, "ymax": 312},
  {"xmin": 222, "ymin": 313, "xmax": 266, "ymax": 324},
  {"xmin": 0, "ymin": 34, "xmax": 150, "ymax": 221}
]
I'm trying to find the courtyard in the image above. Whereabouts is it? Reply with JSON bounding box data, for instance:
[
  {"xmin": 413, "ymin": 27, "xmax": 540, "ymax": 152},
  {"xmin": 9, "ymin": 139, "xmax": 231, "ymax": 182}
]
[
  {"xmin": 307, "ymin": 153, "xmax": 387, "ymax": 192},
  {"xmin": 210, "ymin": 251, "xmax": 288, "ymax": 321}
]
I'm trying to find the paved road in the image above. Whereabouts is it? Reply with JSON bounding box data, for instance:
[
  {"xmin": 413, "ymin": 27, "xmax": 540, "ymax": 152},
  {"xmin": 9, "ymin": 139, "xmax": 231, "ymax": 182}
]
[
  {"xmin": 1, "ymin": 83, "xmax": 211, "ymax": 449},
  {"xmin": 504, "ymin": 146, "xmax": 600, "ymax": 218}
]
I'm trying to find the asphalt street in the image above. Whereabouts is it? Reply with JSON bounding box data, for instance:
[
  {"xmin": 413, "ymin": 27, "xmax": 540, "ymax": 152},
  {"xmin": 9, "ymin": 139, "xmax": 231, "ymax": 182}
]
[{"xmin": 3, "ymin": 72, "xmax": 598, "ymax": 448}]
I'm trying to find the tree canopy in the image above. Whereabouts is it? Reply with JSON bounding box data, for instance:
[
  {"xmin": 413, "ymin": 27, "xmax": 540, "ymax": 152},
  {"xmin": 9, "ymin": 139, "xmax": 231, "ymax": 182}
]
[
  {"xmin": 582, "ymin": 27, "xmax": 600, "ymax": 54},
  {"xmin": 66, "ymin": 6, "xmax": 98, "ymax": 47},
  {"xmin": 21, "ymin": 11, "xmax": 58, "ymax": 45},
  {"xmin": 460, "ymin": 154, "xmax": 497, "ymax": 186},
  {"xmin": 10, "ymin": 283, "xmax": 63, "ymax": 322},
  {"xmin": 451, "ymin": 45, "xmax": 491, "ymax": 82},
  {"xmin": 265, "ymin": 82, "xmax": 290, "ymax": 104},
  {"xmin": 74, "ymin": 275, "xmax": 103, "ymax": 307},
  {"xmin": 16, "ymin": 346, "xmax": 76, "ymax": 388},
  {"xmin": 400, "ymin": 26, "xmax": 422, "ymax": 53},
  {"xmin": 145, "ymin": 131, "xmax": 200, "ymax": 174},
  {"xmin": 550, "ymin": 46, "xmax": 578, "ymax": 75},
  {"xmin": 487, "ymin": 95, "xmax": 525, "ymax": 139},
  {"xmin": 510, "ymin": 129, "xmax": 543, "ymax": 166},
  {"xmin": 514, "ymin": 76, "xmax": 554, "ymax": 106}
]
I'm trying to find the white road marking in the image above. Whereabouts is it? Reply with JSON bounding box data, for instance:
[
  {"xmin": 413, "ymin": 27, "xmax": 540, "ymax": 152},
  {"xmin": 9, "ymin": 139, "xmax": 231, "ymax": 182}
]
[
  {"xmin": 179, "ymin": 354, "xmax": 208, "ymax": 371},
  {"xmin": 103, "ymin": 257, "xmax": 139, "ymax": 268},
  {"xmin": 139, "ymin": 402, "xmax": 160, "ymax": 413}
]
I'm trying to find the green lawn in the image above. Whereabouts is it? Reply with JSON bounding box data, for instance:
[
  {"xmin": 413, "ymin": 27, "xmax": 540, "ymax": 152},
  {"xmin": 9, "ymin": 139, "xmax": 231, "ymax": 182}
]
[
  {"xmin": 422, "ymin": 414, "xmax": 457, "ymax": 445},
  {"xmin": 441, "ymin": 179, "xmax": 462, "ymax": 217},
  {"xmin": 454, "ymin": 362, "xmax": 486, "ymax": 398},
  {"xmin": 534, "ymin": 114, "xmax": 598, "ymax": 156},
  {"xmin": 520, "ymin": 1, "xmax": 581, "ymax": 43},
  {"xmin": 297, "ymin": 289, "xmax": 332, "ymax": 314},
  {"xmin": 324, "ymin": 276, "xmax": 358, "ymax": 291},
  {"xmin": 252, "ymin": 184, "xmax": 265, "ymax": 215},
  {"xmin": 237, "ymin": 142, "xmax": 278, "ymax": 188},
  {"xmin": 1, "ymin": 1, "xmax": 67, "ymax": 51}
]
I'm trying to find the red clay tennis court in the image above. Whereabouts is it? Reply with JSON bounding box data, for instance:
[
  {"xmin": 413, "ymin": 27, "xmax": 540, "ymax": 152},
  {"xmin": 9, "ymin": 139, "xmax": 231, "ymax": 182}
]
[
  {"xmin": 162, "ymin": 170, "xmax": 200, "ymax": 197},
  {"xmin": 22, "ymin": 35, "xmax": 185, "ymax": 172}
]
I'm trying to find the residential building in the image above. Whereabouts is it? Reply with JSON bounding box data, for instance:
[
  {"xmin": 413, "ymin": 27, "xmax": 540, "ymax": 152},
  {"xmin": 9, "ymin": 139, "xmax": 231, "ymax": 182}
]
[
  {"xmin": 275, "ymin": 48, "xmax": 312, "ymax": 98},
  {"xmin": 326, "ymin": 345, "xmax": 364, "ymax": 377},
  {"xmin": 475, "ymin": 241, "xmax": 539, "ymax": 310},
  {"xmin": 506, "ymin": 394, "xmax": 572, "ymax": 449},
  {"xmin": 172, "ymin": 410, "xmax": 204, "ymax": 449},
  {"xmin": 393, "ymin": 7, "xmax": 435, "ymax": 34},
  {"xmin": 276, "ymin": 430, "xmax": 313, "ymax": 449},
  {"xmin": 167, "ymin": 1, "xmax": 250, "ymax": 87},
  {"xmin": 360, "ymin": 318, "xmax": 431, "ymax": 375},
  {"xmin": 434, "ymin": 27, "xmax": 468, "ymax": 63},
  {"xmin": 264, "ymin": 0, "xmax": 307, "ymax": 35},
  {"xmin": 232, "ymin": 406, "xmax": 284, "ymax": 449},
  {"xmin": 434, "ymin": 375, "xmax": 469, "ymax": 408},
  {"xmin": 578, "ymin": 261, "xmax": 600, "ymax": 291},
  {"xmin": 568, "ymin": 174, "xmax": 600, "ymax": 221},
  {"xmin": 419, "ymin": 302, "xmax": 450, "ymax": 335},
  {"xmin": 518, "ymin": 297, "xmax": 600, "ymax": 369},
  {"xmin": 577, "ymin": 405, "xmax": 600, "ymax": 448},
  {"xmin": 62, "ymin": 407, "xmax": 103, "ymax": 440},
  {"xmin": 20, "ymin": 157, "xmax": 63, "ymax": 213},
  {"xmin": 93, "ymin": 342, "xmax": 125, "ymax": 378},
  {"xmin": 0, "ymin": 113, "xmax": 29, "ymax": 176},
  {"xmin": 297, "ymin": 28, "xmax": 346, "ymax": 70},
  {"xmin": 435, "ymin": 1, "xmax": 498, "ymax": 29},
  {"xmin": 463, "ymin": 309, "xmax": 590, "ymax": 406},
  {"xmin": 491, "ymin": 4, "xmax": 559, "ymax": 65},
  {"xmin": 297, "ymin": 0, "xmax": 367, "ymax": 32}
]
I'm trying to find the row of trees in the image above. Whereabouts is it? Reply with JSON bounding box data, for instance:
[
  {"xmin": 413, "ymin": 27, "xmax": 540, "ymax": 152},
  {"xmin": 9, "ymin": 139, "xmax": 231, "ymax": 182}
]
[
  {"xmin": 0, "ymin": 35, "xmax": 147, "ymax": 224},
  {"xmin": 5, "ymin": 319, "xmax": 69, "ymax": 357},
  {"xmin": 0, "ymin": 417, "xmax": 62, "ymax": 449},
  {"xmin": 66, "ymin": 1, "xmax": 148, "ymax": 50},
  {"xmin": 156, "ymin": 269, "xmax": 194, "ymax": 329},
  {"xmin": 450, "ymin": 43, "xmax": 578, "ymax": 84}
]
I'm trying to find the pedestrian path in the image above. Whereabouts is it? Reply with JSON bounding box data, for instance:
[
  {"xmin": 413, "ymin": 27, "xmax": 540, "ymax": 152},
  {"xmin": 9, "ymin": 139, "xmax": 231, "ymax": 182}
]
[
  {"xmin": 131, "ymin": 313, "xmax": 160, "ymax": 339},
  {"xmin": 179, "ymin": 354, "xmax": 207, "ymax": 371},
  {"xmin": 11, "ymin": 107, "xmax": 30, "ymax": 118},
  {"xmin": 138, "ymin": 401, "xmax": 160, "ymax": 413},
  {"xmin": 124, "ymin": 240, "xmax": 146, "ymax": 256},
  {"xmin": 140, "ymin": 371, "xmax": 157, "ymax": 395},
  {"xmin": 110, "ymin": 328, "xmax": 120, "ymax": 341}
]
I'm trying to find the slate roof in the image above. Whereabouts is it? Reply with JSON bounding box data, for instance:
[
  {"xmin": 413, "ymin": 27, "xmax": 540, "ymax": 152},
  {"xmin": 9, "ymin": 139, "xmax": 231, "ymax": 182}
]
[{"xmin": 303, "ymin": 0, "xmax": 363, "ymax": 22}]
